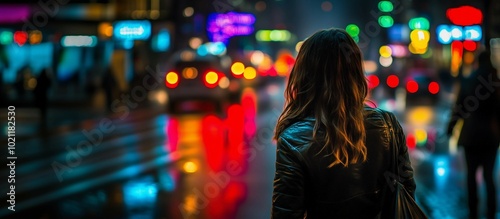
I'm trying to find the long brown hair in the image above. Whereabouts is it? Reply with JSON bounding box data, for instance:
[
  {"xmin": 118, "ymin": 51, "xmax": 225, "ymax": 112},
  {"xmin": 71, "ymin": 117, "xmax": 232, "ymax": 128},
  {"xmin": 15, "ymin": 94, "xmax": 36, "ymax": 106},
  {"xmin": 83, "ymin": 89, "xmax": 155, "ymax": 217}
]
[{"xmin": 274, "ymin": 28, "xmax": 368, "ymax": 167}]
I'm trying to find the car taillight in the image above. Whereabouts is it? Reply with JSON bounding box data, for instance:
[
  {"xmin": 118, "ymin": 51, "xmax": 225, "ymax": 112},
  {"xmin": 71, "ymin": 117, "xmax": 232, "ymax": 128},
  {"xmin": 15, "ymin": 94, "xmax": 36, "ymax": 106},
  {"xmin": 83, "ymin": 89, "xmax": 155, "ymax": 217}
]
[
  {"xmin": 231, "ymin": 62, "xmax": 245, "ymax": 78},
  {"xmin": 165, "ymin": 71, "xmax": 179, "ymax": 88},
  {"xmin": 204, "ymin": 71, "xmax": 219, "ymax": 88}
]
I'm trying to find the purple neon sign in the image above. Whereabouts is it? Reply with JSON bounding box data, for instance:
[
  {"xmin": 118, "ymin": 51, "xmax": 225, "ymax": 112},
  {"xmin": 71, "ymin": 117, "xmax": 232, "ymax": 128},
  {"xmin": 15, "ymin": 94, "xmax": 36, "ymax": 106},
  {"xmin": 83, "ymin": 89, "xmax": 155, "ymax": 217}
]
[
  {"xmin": 207, "ymin": 12, "xmax": 256, "ymax": 44},
  {"xmin": 0, "ymin": 5, "xmax": 30, "ymax": 24}
]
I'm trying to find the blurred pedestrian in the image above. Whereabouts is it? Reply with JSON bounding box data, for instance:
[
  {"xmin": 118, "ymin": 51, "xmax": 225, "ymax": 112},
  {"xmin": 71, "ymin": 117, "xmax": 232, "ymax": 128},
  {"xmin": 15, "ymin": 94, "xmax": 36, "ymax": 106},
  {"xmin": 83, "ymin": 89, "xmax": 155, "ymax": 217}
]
[
  {"xmin": 272, "ymin": 28, "xmax": 417, "ymax": 218},
  {"xmin": 447, "ymin": 51, "xmax": 500, "ymax": 219},
  {"xmin": 34, "ymin": 68, "xmax": 52, "ymax": 124}
]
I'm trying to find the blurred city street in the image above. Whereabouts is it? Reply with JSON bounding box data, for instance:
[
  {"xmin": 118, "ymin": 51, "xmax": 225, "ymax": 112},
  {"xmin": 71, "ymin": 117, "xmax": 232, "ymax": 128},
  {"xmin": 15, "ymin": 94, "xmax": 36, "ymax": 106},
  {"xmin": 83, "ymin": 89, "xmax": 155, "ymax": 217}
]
[
  {"xmin": 0, "ymin": 81, "xmax": 499, "ymax": 219},
  {"xmin": 1, "ymin": 0, "xmax": 500, "ymax": 218}
]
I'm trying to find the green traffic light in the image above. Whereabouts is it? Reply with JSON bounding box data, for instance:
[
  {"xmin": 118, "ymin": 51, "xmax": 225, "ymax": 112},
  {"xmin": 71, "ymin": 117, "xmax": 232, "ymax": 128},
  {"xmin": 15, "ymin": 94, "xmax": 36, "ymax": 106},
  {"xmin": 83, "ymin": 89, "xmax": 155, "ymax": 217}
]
[
  {"xmin": 0, "ymin": 31, "xmax": 13, "ymax": 45},
  {"xmin": 378, "ymin": 1, "xmax": 394, "ymax": 12},
  {"xmin": 346, "ymin": 24, "xmax": 360, "ymax": 37},
  {"xmin": 378, "ymin": 16, "xmax": 394, "ymax": 28},
  {"xmin": 409, "ymin": 17, "xmax": 430, "ymax": 30}
]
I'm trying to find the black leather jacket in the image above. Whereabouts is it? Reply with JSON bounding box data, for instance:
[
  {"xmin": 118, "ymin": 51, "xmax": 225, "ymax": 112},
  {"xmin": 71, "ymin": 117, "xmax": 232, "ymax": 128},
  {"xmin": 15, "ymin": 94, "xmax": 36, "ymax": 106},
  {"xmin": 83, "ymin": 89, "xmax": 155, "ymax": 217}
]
[{"xmin": 272, "ymin": 107, "xmax": 416, "ymax": 218}]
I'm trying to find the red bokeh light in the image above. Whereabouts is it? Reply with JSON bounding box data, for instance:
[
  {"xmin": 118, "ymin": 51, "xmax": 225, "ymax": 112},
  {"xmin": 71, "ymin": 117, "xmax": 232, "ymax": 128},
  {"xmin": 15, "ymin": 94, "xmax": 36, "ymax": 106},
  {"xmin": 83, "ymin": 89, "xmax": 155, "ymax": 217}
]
[
  {"xmin": 367, "ymin": 75, "xmax": 380, "ymax": 89},
  {"xmin": 202, "ymin": 115, "xmax": 226, "ymax": 172},
  {"xmin": 406, "ymin": 80, "xmax": 419, "ymax": 93},
  {"xmin": 387, "ymin": 75, "xmax": 399, "ymax": 88},
  {"xmin": 463, "ymin": 40, "xmax": 477, "ymax": 51},
  {"xmin": 446, "ymin": 6, "xmax": 483, "ymax": 26},
  {"xmin": 428, "ymin": 82, "xmax": 440, "ymax": 94},
  {"xmin": 407, "ymin": 134, "xmax": 416, "ymax": 149},
  {"xmin": 13, "ymin": 31, "xmax": 28, "ymax": 46},
  {"xmin": 451, "ymin": 41, "xmax": 464, "ymax": 59}
]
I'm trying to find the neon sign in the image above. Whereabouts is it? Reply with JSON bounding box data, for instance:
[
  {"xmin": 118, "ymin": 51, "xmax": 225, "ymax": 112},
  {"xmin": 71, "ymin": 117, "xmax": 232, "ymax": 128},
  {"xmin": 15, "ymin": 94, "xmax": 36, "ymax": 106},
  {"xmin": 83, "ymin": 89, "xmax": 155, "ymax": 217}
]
[
  {"xmin": 114, "ymin": 20, "xmax": 151, "ymax": 40},
  {"xmin": 437, "ymin": 25, "xmax": 482, "ymax": 44},
  {"xmin": 207, "ymin": 12, "xmax": 256, "ymax": 44}
]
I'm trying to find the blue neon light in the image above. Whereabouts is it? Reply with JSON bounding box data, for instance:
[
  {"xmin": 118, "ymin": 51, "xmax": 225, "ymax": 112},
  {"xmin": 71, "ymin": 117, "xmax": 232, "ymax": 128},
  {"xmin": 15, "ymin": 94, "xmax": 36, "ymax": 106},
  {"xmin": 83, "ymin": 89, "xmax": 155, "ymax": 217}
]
[
  {"xmin": 152, "ymin": 29, "xmax": 170, "ymax": 52},
  {"xmin": 388, "ymin": 24, "xmax": 410, "ymax": 43},
  {"xmin": 114, "ymin": 20, "xmax": 151, "ymax": 40},
  {"xmin": 437, "ymin": 25, "xmax": 476, "ymax": 44},
  {"xmin": 464, "ymin": 25, "xmax": 482, "ymax": 41},
  {"xmin": 437, "ymin": 25, "xmax": 452, "ymax": 44}
]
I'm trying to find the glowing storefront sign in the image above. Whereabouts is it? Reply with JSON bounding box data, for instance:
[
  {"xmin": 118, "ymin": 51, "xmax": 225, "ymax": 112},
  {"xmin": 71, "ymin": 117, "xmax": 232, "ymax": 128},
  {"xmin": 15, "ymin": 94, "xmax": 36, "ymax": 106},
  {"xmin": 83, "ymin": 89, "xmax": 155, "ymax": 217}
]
[
  {"xmin": 464, "ymin": 25, "xmax": 482, "ymax": 41},
  {"xmin": 113, "ymin": 20, "xmax": 151, "ymax": 40},
  {"xmin": 437, "ymin": 25, "xmax": 482, "ymax": 44},
  {"xmin": 207, "ymin": 12, "xmax": 256, "ymax": 44}
]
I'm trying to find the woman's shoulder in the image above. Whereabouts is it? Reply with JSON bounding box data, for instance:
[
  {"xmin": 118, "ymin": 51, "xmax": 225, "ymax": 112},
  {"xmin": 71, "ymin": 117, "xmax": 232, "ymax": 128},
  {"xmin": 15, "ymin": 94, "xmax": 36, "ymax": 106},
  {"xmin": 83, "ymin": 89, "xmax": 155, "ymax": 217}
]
[
  {"xmin": 278, "ymin": 118, "xmax": 315, "ymax": 146},
  {"xmin": 280, "ymin": 117, "xmax": 314, "ymax": 135},
  {"xmin": 363, "ymin": 106, "xmax": 393, "ymax": 129}
]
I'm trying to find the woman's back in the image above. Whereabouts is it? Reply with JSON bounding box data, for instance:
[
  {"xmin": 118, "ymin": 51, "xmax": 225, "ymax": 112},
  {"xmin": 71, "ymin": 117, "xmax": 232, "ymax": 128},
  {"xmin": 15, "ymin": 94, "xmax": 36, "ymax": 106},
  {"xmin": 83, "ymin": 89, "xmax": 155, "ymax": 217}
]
[{"xmin": 273, "ymin": 107, "xmax": 415, "ymax": 218}]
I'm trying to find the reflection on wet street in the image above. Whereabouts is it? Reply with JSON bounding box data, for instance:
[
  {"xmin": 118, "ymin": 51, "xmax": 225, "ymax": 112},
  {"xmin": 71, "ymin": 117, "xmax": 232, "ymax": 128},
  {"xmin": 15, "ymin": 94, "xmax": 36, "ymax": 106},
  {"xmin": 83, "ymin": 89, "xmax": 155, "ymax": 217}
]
[
  {"xmin": 0, "ymin": 82, "xmax": 499, "ymax": 219},
  {"xmin": 0, "ymin": 86, "xmax": 279, "ymax": 219}
]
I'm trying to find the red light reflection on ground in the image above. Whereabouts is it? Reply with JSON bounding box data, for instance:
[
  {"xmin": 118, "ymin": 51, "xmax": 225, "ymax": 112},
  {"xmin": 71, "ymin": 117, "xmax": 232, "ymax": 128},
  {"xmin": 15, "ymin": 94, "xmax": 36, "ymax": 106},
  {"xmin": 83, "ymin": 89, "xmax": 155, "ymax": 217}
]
[
  {"xmin": 166, "ymin": 118, "xmax": 179, "ymax": 153},
  {"xmin": 242, "ymin": 88, "xmax": 257, "ymax": 140},
  {"xmin": 227, "ymin": 104, "xmax": 247, "ymax": 173},
  {"xmin": 201, "ymin": 115, "xmax": 226, "ymax": 172},
  {"xmin": 207, "ymin": 181, "xmax": 248, "ymax": 219}
]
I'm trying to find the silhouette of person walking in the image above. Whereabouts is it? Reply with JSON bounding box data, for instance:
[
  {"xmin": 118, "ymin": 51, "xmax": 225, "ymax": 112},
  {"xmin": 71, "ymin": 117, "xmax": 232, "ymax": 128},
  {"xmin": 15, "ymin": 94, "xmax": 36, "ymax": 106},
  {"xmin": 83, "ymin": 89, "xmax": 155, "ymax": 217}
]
[
  {"xmin": 447, "ymin": 51, "xmax": 500, "ymax": 219},
  {"xmin": 34, "ymin": 68, "xmax": 52, "ymax": 124}
]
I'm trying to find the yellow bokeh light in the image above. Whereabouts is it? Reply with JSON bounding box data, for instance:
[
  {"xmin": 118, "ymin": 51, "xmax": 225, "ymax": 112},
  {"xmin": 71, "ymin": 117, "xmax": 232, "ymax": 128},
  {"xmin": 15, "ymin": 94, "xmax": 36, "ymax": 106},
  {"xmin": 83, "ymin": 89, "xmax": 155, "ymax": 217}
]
[
  {"xmin": 205, "ymin": 71, "xmax": 219, "ymax": 84},
  {"xmin": 243, "ymin": 67, "xmax": 257, "ymax": 80},
  {"xmin": 408, "ymin": 107, "xmax": 434, "ymax": 127},
  {"xmin": 379, "ymin": 45, "xmax": 392, "ymax": 58},
  {"xmin": 410, "ymin": 30, "xmax": 430, "ymax": 43},
  {"xmin": 408, "ymin": 43, "xmax": 427, "ymax": 55},
  {"xmin": 166, "ymin": 72, "xmax": 178, "ymax": 84},
  {"xmin": 182, "ymin": 67, "xmax": 198, "ymax": 79},
  {"xmin": 275, "ymin": 61, "xmax": 289, "ymax": 76},
  {"xmin": 411, "ymin": 41, "xmax": 429, "ymax": 50},
  {"xmin": 231, "ymin": 62, "xmax": 245, "ymax": 75},
  {"xmin": 183, "ymin": 161, "xmax": 198, "ymax": 173},
  {"xmin": 415, "ymin": 128, "xmax": 427, "ymax": 144}
]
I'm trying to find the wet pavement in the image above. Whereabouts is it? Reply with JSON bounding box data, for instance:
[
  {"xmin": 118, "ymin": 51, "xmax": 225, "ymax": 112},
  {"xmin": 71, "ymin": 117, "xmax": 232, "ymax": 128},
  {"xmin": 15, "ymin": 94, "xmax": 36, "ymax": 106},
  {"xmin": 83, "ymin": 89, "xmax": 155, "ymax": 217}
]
[{"xmin": 1, "ymin": 83, "xmax": 499, "ymax": 219}]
